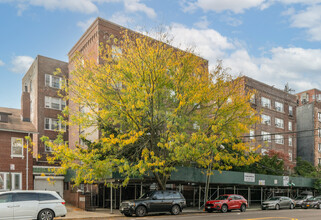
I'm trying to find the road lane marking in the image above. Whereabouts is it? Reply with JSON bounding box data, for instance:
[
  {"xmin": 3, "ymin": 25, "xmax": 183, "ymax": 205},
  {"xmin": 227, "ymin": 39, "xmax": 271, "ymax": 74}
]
[{"xmin": 242, "ymin": 218, "xmax": 298, "ymax": 220}]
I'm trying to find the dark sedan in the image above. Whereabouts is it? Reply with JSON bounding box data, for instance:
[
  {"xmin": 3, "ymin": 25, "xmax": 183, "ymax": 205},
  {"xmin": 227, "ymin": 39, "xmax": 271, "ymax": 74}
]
[
  {"xmin": 119, "ymin": 190, "xmax": 186, "ymax": 217},
  {"xmin": 301, "ymin": 196, "xmax": 321, "ymax": 209}
]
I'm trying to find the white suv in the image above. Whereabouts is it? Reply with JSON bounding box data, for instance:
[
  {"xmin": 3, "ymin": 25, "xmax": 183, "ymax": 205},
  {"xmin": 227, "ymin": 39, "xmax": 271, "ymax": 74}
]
[{"xmin": 0, "ymin": 190, "xmax": 67, "ymax": 220}]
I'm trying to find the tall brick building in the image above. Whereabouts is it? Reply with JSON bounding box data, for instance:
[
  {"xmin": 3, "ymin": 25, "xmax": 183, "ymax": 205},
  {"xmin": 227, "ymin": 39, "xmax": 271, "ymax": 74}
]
[
  {"xmin": 242, "ymin": 76, "xmax": 297, "ymax": 168},
  {"xmin": 22, "ymin": 55, "xmax": 68, "ymax": 196},
  {"xmin": 296, "ymin": 88, "xmax": 321, "ymax": 166},
  {"xmin": 0, "ymin": 107, "xmax": 36, "ymax": 191}
]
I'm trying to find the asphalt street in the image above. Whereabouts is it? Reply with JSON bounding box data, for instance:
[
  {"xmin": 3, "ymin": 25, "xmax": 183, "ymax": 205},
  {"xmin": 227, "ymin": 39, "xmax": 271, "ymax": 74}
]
[{"xmin": 113, "ymin": 209, "xmax": 321, "ymax": 220}]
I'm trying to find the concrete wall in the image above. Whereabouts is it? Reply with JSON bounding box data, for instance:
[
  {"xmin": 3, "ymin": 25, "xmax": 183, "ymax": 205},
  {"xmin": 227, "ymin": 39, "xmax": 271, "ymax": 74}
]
[{"xmin": 297, "ymin": 103, "xmax": 314, "ymax": 163}]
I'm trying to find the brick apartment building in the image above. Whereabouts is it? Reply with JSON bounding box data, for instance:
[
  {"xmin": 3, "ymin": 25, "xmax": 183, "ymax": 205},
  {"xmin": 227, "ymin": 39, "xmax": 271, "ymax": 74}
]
[
  {"xmin": 242, "ymin": 76, "xmax": 297, "ymax": 168},
  {"xmin": 22, "ymin": 55, "xmax": 68, "ymax": 196},
  {"xmin": 296, "ymin": 88, "xmax": 321, "ymax": 166},
  {"xmin": 0, "ymin": 107, "xmax": 36, "ymax": 191}
]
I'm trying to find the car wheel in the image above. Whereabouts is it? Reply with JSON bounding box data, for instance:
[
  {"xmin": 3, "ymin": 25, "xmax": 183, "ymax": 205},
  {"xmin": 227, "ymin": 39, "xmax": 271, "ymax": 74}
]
[
  {"xmin": 135, "ymin": 206, "xmax": 147, "ymax": 217},
  {"xmin": 38, "ymin": 209, "xmax": 54, "ymax": 220},
  {"xmin": 124, "ymin": 213, "xmax": 132, "ymax": 217},
  {"xmin": 171, "ymin": 205, "xmax": 181, "ymax": 215},
  {"xmin": 290, "ymin": 203, "xmax": 294, "ymax": 209},
  {"xmin": 221, "ymin": 204, "xmax": 228, "ymax": 213},
  {"xmin": 240, "ymin": 204, "xmax": 246, "ymax": 212},
  {"xmin": 318, "ymin": 203, "xmax": 321, "ymax": 209},
  {"xmin": 275, "ymin": 204, "xmax": 280, "ymax": 210},
  {"xmin": 261, "ymin": 207, "xmax": 266, "ymax": 210}
]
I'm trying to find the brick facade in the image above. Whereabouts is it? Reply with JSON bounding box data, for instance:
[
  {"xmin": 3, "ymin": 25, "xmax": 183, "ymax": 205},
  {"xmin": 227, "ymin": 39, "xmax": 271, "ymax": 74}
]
[
  {"xmin": 22, "ymin": 55, "xmax": 68, "ymax": 164},
  {"xmin": 242, "ymin": 76, "xmax": 297, "ymax": 168}
]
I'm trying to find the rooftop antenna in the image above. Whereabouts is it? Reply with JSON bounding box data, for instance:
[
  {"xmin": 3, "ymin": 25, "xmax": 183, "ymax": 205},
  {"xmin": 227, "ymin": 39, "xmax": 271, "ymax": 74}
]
[{"xmin": 284, "ymin": 83, "xmax": 295, "ymax": 93}]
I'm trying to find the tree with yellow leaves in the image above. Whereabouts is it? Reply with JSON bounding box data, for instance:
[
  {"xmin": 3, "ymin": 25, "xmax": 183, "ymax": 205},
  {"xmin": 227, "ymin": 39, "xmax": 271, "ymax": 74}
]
[{"xmin": 48, "ymin": 30, "xmax": 260, "ymax": 191}]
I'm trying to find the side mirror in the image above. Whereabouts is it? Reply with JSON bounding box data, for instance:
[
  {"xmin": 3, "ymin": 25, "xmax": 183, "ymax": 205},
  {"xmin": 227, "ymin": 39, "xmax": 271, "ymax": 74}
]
[
  {"xmin": 152, "ymin": 196, "xmax": 157, "ymax": 200},
  {"xmin": 228, "ymin": 198, "xmax": 232, "ymax": 201}
]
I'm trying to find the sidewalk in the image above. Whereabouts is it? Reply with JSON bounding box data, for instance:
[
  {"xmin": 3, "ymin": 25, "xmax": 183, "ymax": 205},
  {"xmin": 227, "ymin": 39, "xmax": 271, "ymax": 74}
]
[{"xmin": 55, "ymin": 204, "xmax": 261, "ymax": 220}]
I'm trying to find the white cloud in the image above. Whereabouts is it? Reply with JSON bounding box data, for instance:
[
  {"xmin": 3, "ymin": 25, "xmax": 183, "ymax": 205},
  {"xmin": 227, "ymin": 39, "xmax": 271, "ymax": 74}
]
[
  {"xmin": 123, "ymin": 0, "xmax": 156, "ymax": 18},
  {"xmin": 10, "ymin": 56, "xmax": 34, "ymax": 74},
  {"xmin": 0, "ymin": 59, "xmax": 4, "ymax": 66},
  {"xmin": 77, "ymin": 17, "xmax": 96, "ymax": 31},
  {"xmin": 287, "ymin": 5, "xmax": 321, "ymax": 41},
  {"xmin": 109, "ymin": 12, "xmax": 134, "ymax": 26},
  {"xmin": 168, "ymin": 23, "xmax": 234, "ymax": 61},
  {"xmin": 183, "ymin": 0, "xmax": 267, "ymax": 13},
  {"xmin": 194, "ymin": 16, "xmax": 210, "ymax": 29}
]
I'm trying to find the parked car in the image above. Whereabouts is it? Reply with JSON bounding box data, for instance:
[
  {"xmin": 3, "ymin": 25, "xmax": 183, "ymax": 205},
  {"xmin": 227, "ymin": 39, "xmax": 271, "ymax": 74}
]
[
  {"xmin": 294, "ymin": 195, "xmax": 313, "ymax": 208},
  {"xmin": 119, "ymin": 190, "xmax": 186, "ymax": 217},
  {"xmin": 261, "ymin": 196, "xmax": 294, "ymax": 210},
  {"xmin": 301, "ymin": 196, "xmax": 321, "ymax": 209},
  {"xmin": 0, "ymin": 190, "xmax": 67, "ymax": 220},
  {"xmin": 204, "ymin": 194, "xmax": 248, "ymax": 213}
]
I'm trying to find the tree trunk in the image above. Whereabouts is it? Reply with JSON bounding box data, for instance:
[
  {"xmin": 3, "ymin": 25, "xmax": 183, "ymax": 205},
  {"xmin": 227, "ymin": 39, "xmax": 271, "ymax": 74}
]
[{"xmin": 153, "ymin": 172, "xmax": 167, "ymax": 190}]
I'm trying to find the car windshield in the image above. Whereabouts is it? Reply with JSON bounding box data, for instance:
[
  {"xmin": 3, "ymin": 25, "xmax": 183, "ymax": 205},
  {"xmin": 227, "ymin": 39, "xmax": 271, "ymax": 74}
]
[
  {"xmin": 215, "ymin": 195, "xmax": 229, "ymax": 200},
  {"xmin": 295, "ymin": 196, "xmax": 305, "ymax": 200},
  {"xmin": 139, "ymin": 191, "xmax": 154, "ymax": 199},
  {"xmin": 267, "ymin": 197, "xmax": 280, "ymax": 201},
  {"xmin": 307, "ymin": 197, "xmax": 316, "ymax": 201}
]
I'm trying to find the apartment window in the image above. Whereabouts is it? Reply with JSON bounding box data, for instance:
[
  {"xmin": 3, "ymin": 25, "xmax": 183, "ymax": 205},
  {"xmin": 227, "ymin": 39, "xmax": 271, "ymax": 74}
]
[
  {"xmin": 275, "ymin": 135, "xmax": 284, "ymax": 144},
  {"xmin": 250, "ymin": 94, "xmax": 255, "ymax": 104},
  {"xmin": 288, "ymin": 121, "xmax": 292, "ymax": 131},
  {"xmin": 288, "ymin": 150, "xmax": 292, "ymax": 162},
  {"xmin": 261, "ymin": 114, "xmax": 271, "ymax": 125},
  {"xmin": 45, "ymin": 96, "xmax": 66, "ymax": 110},
  {"xmin": 313, "ymin": 95, "xmax": 315, "ymax": 100},
  {"xmin": 319, "ymin": 143, "xmax": 321, "ymax": 152},
  {"xmin": 45, "ymin": 140, "xmax": 53, "ymax": 152},
  {"xmin": 11, "ymin": 137, "xmax": 23, "ymax": 157},
  {"xmin": 318, "ymin": 113, "xmax": 321, "ymax": 122},
  {"xmin": 275, "ymin": 118, "xmax": 284, "ymax": 128},
  {"xmin": 261, "ymin": 131, "xmax": 271, "ymax": 142},
  {"xmin": 275, "ymin": 101, "xmax": 284, "ymax": 112},
  {"xmin": 319, "ymin": 158, "xmax": 321, "ymax": 165},
  {"xmin": 44, "ymin": 118, "xmax": 66, "ymax": 131},
  {"xmin": 111, "ymin": 45, "xmax": 122, "ymax": 59},
  {"xmin": 45, "ymin": 74, "xmax": 62, "ymax": 89},
  {"xmin": 261, "ymin": 97, "xmax": 271, "ymax": 108},
  {"xmin": 250, "ymin": 129, "xmax": 255, "ymax": 140},
  {"xmin": 289, "ymin": 137, "xmax": 293, "ymax": 146},
  {"xmin": 318, "ymin": 94, "xmax": 321, "ymax": 101},
  {"xmin": 289, "ymin": 106, "xmax": 293, "ymax": 116},
  {"xmin": 319, "ymin": 128, "xmax": 321, "ymax": 138},
  {"xmin": 0, "ymin": 172, "xmax": 22, "ymax": 190}
]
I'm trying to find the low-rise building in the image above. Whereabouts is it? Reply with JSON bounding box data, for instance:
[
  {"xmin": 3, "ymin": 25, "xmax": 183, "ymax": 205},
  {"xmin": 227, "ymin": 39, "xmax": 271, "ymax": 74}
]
[{"xmin": 0, "ymin": 107, "xmax": 36, "ymax": 191}]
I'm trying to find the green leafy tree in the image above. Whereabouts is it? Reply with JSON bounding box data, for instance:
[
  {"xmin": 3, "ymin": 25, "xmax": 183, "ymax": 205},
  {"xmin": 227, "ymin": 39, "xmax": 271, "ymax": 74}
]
[{"xmin": 47, "ymin": 30, "xmax": 259, "ymax": 190}]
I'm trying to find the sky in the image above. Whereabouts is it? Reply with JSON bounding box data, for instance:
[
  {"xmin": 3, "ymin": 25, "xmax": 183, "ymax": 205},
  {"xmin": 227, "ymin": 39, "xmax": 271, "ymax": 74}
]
[{"xmin": 1, "ymin": 0, "xmax": 321, "ymax": 109}]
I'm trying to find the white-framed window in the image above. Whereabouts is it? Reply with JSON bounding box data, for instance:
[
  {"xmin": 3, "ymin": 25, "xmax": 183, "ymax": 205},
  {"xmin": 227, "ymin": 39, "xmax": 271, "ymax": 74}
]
[
  {"xmin": 11, "ymin": 137, "xmax": 23, "ymax": 158},
  {"xmin": 45, "ymin": 96, "xmax": 66, "ymax": 110},
  {"xmin": 275, "ymin": 118, "xmax": 284, "ymax": 128},
  {"xmin": 288, "ymin": 121, "xmax": 292, "ymax": 131},
  {"xmin": 289, "ymin": 106, "xmax": 293, "ymax": 116},
  {"xmin": 319, "ymin": 143, "xmax": 321, "ymax": 152},
  {"xmin": 319, "ymin": 128, "xmax": 321, "ymax": 138},
  {"xmin": 44, "ymin": 118, "xmax": 66, "ymax": 131},
  {"xmin": 261, "ymin": 149, "xmax": 268, "ymax": 155},
  {"xmin": 261, "ymin": 97, "xmax": 271, "ymax": 109},
  {"xmin": 319, "ymin": 158, "xmax": 321, "ymax": 165},
  {"xmin": 289, "ymin": 137, "xmax": 293, "ymax": 146},
  {"xmin": 111, "ymin": 45, "xmax": 122, "ymax": 59},
  {"xmin": 250, "ymin": 129, "xmax": 255, "ymax": 140},
  {"xmin": 261, "ymin": 131, "xmax": 271, "ymax": 142},
  {"xmin": 275, "ymin": 135, "xmax": 284, "ymax": 144},
  {"xmin": 45, "ymin": 74, "xmax": 62, "ymax": 89},
  {"xmin": 275, "ymin": 101, "xmax": 284, "ymax": 112},
  {"xmin": 318, "ymin": 94, "xmax": 321, "ymax": 101},
  {"xmin": 318, "ymin": 113, "xmax": 321, "ymax": 122},
  {"xmin": 250, "ymin": 94, "xmax": 255, "ymax": 104},
  {"xmin": 261, "ymin": 114, "xmax": 271, "ymax": 125},
  {"xmin": 288, "ymin": 150, "xmax": 292, "ymax": 161},
  {"xmin": 313, "ymin": 95, "xmax": 315, "ymax": 100},
  {"xmin": 45, "ymin": 140, "xmax": 53, "ymax": 152},
  {"xmin": 0, "ymin": 172, "xmax": 22, "ymax": 191}
]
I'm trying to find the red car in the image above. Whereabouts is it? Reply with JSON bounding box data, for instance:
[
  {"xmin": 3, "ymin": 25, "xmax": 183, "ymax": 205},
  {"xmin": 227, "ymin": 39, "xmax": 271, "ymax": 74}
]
[{"xmin": 205, "ymin": 194, "xmax": 248, "ymax": 213}]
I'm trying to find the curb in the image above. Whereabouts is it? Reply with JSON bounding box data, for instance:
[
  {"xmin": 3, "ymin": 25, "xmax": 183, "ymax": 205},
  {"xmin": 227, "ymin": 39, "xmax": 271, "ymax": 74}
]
[{"xmin": 55, "ymin": 208, "xmax": 262, "ymax": 220}]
